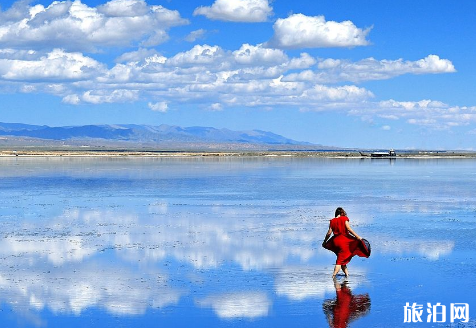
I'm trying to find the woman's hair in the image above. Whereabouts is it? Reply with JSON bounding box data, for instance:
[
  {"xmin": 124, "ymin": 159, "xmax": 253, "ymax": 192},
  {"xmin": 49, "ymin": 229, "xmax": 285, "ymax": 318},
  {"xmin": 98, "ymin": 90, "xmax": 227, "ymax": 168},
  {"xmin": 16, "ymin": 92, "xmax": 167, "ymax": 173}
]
[{"xmin": 335, "ymin": 207, "xmax": 345, "ymax": 217}]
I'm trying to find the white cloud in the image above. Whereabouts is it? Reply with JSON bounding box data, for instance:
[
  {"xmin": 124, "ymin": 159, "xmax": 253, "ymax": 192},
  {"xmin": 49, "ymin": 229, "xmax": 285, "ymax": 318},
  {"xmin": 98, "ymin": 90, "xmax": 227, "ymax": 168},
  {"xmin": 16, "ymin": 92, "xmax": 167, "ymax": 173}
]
[
  {"xmin": 0, "ymin": 48, "xmax": 104, "ymax": 81},
  {"xmin": 0, "ymin": 0, "xmax": 188, "ymax": 51},
  {"xmin": 0, "ymin": 45, "xmax": 445, "ymax": 122},
  {"xmin": 0, "ymin": 0, "xmax": 34, "ymax": 23},
  {"xmin": 62, "ymin": 94, "xmax": 81, "ymax": 105},
  {"xmin": 97, "ymin": 0, "xmax": 149, "ymax": 17},
  {"xmin": 285, "ymin": 55, "xmax": 455, "ymax": 83},
  {"xmin": 0, "ymin": 48, "xmax": 38, "ymax": 60},
  {"xmin": 265, "ymin": 14, "xmax": 371, "ymax": 49},
  {"xmin": 63, "ymin": 43, "xmax": 371, "ymax": 108},
  {"xmin": 0, "ymin": 37, "xmax": 467, "ymax": 129},
  {"xmin": 209, "ymin": 103, "xmax": 223, "ymax": 111},
  {"xmin": 233, "ymin": 44, "xmax": 288, "ymax": 65},
  {"xmin": 140, "ymin": 30, "xmax": 170, "ymax": 48},
  {"xmin": 148, "ymin": 101, "xmax": 168, "ymax": 112},
  {"xmin": 415, "ymin": 54, "xmax": 456, "ymax": 73},
  {"xmin": 65, "ymin": 89, "xmax": 139, "ymax": 104},
  {"xmin": 288, "ymin": 53, "xmax": 316, "ymax": 69},
  {"xmin": 344, "ymin": 99, "xmax": 476, "ymax": 129},
  {"xmin": 184, "ymin": 29, "xmax": 207, "ymax": 42},
  {"xmin": 193, "ymin": 0, "xmax": 272, "ymax": 22},
  {"xmin": 303, "ymin": 84, "xmax": 373, "ymax": 102},
  {"xmin": 115, "ymin": 48, "xmax": 162, "ymax": 63},
  {"xmin": 379, "ymin": 99, "xmax": 447, "ymax": 110},
  {"xmin": 167, "ymin": 44, "xmax": 225, "ymax": 67},
  {"xmin": 197, "ymin": 292, "xmax": 270, "ymax": 318}
]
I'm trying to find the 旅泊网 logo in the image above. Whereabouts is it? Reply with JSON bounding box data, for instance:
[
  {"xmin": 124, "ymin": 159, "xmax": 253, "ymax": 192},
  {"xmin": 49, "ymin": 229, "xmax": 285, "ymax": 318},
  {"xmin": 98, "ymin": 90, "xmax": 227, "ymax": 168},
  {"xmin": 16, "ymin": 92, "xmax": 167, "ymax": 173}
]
[{"xmin": 404, "ymin": 302, "xmax": 469, "ymax": 323}]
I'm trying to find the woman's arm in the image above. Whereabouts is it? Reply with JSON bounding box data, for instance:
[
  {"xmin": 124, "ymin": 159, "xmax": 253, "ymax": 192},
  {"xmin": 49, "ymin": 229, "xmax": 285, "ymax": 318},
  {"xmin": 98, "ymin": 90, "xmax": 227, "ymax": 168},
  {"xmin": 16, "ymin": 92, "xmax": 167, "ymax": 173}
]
[
  {"xmin": 345, "ymin": 220, "xmax": 362, "ymax": 240},
  {"xmin": 322, "ymin": 225, "xmax": 332, "ymax": 246}
]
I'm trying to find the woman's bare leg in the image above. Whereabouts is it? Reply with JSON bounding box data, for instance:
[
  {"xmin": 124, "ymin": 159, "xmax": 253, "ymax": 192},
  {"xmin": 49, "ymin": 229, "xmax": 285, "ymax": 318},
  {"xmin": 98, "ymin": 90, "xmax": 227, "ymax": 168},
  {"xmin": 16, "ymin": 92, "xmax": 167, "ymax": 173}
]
[
  {"xmin": 342, "ymin": 265, "xmax": 349, "ymax": 277},
  {"xmin": 332, "ymin": 265, "xmax": 341, "ymax": 278}
]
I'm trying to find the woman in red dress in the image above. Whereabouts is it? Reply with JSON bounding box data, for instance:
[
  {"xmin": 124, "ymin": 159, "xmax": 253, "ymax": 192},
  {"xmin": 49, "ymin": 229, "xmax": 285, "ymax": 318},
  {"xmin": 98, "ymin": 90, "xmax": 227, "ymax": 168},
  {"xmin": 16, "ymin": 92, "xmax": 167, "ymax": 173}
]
[{"xmin": 322, "ymin": 207, "xmax": 367, "ymax": 278}]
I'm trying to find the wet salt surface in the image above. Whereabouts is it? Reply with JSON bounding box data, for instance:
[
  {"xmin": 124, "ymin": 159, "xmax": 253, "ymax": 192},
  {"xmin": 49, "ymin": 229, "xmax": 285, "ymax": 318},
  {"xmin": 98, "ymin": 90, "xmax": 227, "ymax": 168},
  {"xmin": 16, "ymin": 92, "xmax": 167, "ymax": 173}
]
[{"xmin": 0, "ymin": 157, "xmax": 475, "ymax": 327}]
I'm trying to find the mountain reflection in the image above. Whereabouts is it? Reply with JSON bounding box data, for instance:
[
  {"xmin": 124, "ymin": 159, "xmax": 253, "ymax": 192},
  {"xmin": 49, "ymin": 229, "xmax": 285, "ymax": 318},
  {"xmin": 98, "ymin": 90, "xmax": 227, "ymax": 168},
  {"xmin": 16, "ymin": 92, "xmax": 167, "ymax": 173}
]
[{"xmin": 322, "ymin": 280, "xmax": 371, "ymax": 328}]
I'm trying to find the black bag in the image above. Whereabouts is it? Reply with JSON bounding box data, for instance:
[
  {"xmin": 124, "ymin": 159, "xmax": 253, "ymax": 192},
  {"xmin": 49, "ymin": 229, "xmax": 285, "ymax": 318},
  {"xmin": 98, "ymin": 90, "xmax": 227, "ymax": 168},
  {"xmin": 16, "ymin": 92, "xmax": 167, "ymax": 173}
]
[{"xmin": 360, "ymin": 238, "xmax": 371, "ymax": 257}]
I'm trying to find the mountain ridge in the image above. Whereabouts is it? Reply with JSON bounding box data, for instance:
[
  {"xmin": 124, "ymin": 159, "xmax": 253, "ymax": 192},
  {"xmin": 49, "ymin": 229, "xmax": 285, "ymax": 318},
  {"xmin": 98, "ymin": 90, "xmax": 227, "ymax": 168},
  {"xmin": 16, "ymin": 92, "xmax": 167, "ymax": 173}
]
[{"xmin": 0, "ymin": 122, "xmax": 330, "ymax": 150}]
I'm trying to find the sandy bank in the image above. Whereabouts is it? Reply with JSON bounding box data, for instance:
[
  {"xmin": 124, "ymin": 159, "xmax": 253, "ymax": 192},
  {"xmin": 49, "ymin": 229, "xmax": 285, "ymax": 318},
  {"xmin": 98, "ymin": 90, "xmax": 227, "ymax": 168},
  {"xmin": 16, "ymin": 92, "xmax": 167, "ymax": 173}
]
[{"xmin": 1, "ymin": 149, "xmax": 476, "ymax": 158}]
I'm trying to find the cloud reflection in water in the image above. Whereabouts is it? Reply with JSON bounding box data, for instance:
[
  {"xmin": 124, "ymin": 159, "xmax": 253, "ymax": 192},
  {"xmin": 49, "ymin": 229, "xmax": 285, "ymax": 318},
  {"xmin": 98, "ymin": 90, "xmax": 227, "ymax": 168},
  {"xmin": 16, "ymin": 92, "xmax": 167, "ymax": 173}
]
[
  {"xmin": 0, "ymin": 259, "xmax": 182, "ymax": 317},
  {"xmin": 197, "ymin": 292, "xmax": 271, "ymax": 319},
  {"xmin": 275, "ymin": 267, "xmax": 366, "ymax": 301},
  {"xmin": 0, "ymin": 202, "xmax": 455, "ymax": 321}
]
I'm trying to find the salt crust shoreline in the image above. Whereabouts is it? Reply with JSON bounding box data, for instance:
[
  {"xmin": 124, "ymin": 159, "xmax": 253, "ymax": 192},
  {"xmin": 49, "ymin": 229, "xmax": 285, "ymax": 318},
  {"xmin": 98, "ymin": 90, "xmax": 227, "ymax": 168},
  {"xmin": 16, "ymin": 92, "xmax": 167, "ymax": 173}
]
[{"xmin": 1, "ymin": 150, "xmax": 476, "ymax": 158}]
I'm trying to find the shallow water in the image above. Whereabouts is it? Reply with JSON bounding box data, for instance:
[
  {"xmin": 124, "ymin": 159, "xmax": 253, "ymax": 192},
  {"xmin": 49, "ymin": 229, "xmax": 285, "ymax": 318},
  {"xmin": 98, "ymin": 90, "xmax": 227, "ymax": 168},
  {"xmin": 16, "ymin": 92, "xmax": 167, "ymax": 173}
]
[{"xmin": 0, "ymin": 157, "xmax": 474, "ymax": 327}]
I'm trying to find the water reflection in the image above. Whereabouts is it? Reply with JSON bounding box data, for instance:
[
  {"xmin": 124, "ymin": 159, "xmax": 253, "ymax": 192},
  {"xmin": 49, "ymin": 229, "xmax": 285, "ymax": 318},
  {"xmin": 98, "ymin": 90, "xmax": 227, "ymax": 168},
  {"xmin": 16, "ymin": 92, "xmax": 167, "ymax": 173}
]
[
  {"xmin": 0, "ymin": 259, "xmax": 182, "ymax": 316},
  {"xmin": 197, "ymin": 292, "xmax": 271, "ymax": 319},
  {"xmin": 322, "ymin": 280, "xmax": 371, "ymax": 328},
  {"xmin": 0, "ymin": 157, "xmax": 470, "ymax": 327},
  {"xmin": 0, "ymin": 206, "xmax": 451, "ymax": 321},
  {"xmin": 274, "ymin": 267, "xmax": 366, "ymax": 301}
]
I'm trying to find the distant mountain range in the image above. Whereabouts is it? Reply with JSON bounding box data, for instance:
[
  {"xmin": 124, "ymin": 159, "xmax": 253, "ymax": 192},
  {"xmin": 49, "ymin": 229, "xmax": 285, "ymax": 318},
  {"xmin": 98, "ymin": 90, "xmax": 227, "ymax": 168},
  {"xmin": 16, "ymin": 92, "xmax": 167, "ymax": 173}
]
[{"xmin": 0, "ymin": 122, "xmax": 328, "ymax": 150}]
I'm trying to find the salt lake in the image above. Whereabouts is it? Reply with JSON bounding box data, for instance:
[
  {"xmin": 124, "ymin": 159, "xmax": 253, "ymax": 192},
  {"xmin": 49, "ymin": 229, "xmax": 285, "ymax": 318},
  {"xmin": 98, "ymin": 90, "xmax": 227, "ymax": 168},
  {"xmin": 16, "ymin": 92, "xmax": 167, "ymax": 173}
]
[{"xmin": 0, "ymin": 157, "xmax": 474, "ymax": 327}]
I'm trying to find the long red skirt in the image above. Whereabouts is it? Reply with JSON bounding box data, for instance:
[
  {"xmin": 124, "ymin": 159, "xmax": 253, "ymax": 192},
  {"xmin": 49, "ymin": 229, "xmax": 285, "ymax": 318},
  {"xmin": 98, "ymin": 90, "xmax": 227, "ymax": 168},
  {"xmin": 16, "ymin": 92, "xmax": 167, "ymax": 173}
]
[{"xmin": 323, "ymin": 235, "xmax": 370, "ymax": 265}]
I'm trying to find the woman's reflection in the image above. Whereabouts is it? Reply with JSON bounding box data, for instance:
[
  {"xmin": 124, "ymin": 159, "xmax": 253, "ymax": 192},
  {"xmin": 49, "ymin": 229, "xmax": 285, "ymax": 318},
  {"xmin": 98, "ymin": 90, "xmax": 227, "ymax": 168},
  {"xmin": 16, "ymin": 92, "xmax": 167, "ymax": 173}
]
[{"xmin": 322, "ymin": 279, "xmax": 371, "ymax": 328}]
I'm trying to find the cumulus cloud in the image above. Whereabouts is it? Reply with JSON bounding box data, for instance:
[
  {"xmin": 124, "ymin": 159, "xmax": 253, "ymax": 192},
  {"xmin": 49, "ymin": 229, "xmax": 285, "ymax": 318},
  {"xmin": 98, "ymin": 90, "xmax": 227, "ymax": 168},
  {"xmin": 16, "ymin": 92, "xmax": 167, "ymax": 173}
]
[
  {"xmin": 115, "ymin": 48, "xmax": 162, "ymax": 63},
  {"xmin": 0, "ymin": 48, "xmax": 38, "ymax": 60},
  {"xmin": 233, "ymin": 44, "xmax": 288, "ymax": 65},
  {"xmin": 265, "ymin": 14, "xmax": 371, "ymax": 49},
  {"xmin": 193, "ymin": 0, "xmax": 272, "ymax": 22},
  {"xmin": 284, "ymin": 55, "xmax": 456, "ymax": 83},
  {"xmin": 209, "ymin": 103, "xmax": 223, "ymax": 111},
  {"xmin": 64, "ymin": 89, "xmax": 139, "ymax": 104},
  {"xmin": 379, "ymin": 99, "xmax": 448, "ymax": 111},
  {"xmin": 0, "ymin": 48, "xmax": 105, "ymax": 81},
  {"xmin": 97, "ymin": 0, "xmax": 149, "ymax": 16},
  {"xmin": 0, "ymin": 2, "xmax": 470, "ymax": 134},
  {"xmin": 167, "ymin": 44, "xmax": 226, "ymax": 67},
  {"xmin": 0, "ymin": 0, "xmax": 188, "ymax": 51},
  {"xmin": 0, "ymin": 30, "xmax": 465, "ymax": 128},
  {"xmin": 82, "ymin": 43, "xmax": 371, "ymax": 108},
  {"xmin": 184, "ymin": 29, "xmax": 207, "ymax": 42},
  {"xmin": 302, "ymin": 84, "xmax": 373, "ymax": 102},
  {"xmin": 148, "ymin": 101, "xmax": 168, "ymax": 112},
  {"xmin": 344, "ymin": 99, "xmax": 476, "ymax": 129}
]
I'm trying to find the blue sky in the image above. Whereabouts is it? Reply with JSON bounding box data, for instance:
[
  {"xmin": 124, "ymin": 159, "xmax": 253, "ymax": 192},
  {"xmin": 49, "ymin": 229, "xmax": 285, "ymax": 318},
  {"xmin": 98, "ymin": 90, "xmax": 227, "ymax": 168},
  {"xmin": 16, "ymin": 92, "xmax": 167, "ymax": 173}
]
[{"xmin": 0, "ymin": 0, "xmax": 475, "ymax": 149}]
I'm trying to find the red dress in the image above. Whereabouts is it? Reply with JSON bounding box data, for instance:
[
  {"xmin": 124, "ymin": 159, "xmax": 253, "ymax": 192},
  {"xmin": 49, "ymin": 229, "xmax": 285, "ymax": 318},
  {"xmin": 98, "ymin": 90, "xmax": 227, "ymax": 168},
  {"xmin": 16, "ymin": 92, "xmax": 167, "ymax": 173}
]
[{"xmin": 323, "ymin": 216, "xmax": 369, "ymax": 265}]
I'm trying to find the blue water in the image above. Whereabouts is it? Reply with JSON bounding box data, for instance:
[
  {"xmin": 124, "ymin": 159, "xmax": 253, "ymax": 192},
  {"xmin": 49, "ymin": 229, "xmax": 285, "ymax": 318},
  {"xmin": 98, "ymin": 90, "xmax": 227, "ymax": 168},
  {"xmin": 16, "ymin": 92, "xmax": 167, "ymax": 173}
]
[{"xmin": 0, "ymin": 157, "xmax": 475, "ymax": 327}]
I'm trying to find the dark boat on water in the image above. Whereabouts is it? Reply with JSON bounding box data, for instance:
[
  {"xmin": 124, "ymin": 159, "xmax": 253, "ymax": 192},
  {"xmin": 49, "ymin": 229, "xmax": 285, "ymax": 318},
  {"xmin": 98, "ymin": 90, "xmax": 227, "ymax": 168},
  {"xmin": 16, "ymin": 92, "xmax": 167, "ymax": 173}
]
[{"xmin": 359, "ymin": 149, "xmax": 396, "ymax": 158}]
